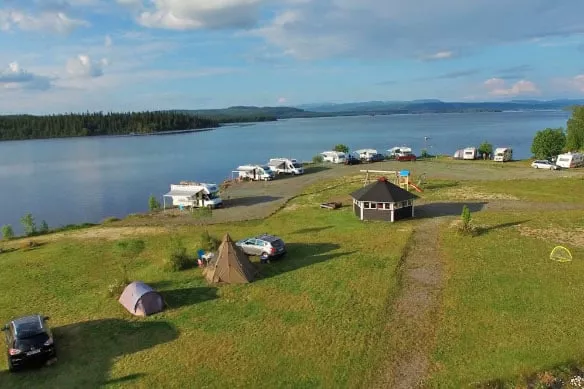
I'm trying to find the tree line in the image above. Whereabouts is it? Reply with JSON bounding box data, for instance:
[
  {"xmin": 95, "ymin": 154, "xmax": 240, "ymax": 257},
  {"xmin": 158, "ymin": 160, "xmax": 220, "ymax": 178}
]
[
  {"xmin": 0, "ymin": 111, "xmax": 219, "ymax": 141},
  {"xmin": 531, "ymin": 106, "xmax": 584, "ymax": 159}
]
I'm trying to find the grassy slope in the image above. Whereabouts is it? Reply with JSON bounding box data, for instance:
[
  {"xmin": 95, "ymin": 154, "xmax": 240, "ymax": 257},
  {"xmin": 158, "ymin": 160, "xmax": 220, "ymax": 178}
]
[
  {"xmin": 430, "ymin": 210, "xmax": 584, "ymax": 387},
  {"xmin": 0, "ymin": 178, "xmax": 411, "ymax": 388}
]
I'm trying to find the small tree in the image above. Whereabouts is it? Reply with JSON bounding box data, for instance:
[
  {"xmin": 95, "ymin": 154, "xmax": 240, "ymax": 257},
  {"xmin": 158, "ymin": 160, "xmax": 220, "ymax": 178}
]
[
  {"xmin": 461, "ymin": 205, "xmax": 472, "ymax": 230},
  {"xmin": 148, "ymin": 195, "xmax": 161, "ymax": 211},
  {"xmin": 566, "ymin": 106, "xmax": 584, "ymax": 151},
  {"xmin": 478, "ymin": 141, "xmax": 493, "ymax": 159},
  {"xmin": 39, "ymin": 220, "xmax": 49, "ymax": 234},
  {"xmin": 113, "ymin": 239, "xmax": 146, "ymax": 283},
  {"xmin": 20, "ymin": 213, "xmax": 36, "ymax": 236},
  {"xmin": 312, "ymin": 154, "xmax": 324, "ymax": 164},
  {"xmin": 1, "ymin": 225, "xmax": 14, "ymax": 240},
  {"xmin": 200, "ymin": 230, "xmax": 220, "ymax": 252},
  {"xmin": 164, "ymin": 236, "xmax": 192, "ymax": 271},
  {"xmin": 333, "ymin": 144, "xmax": 349, "ymax": 154},
  {"xmin": 531, "ymin": 128, "xmax": 566, "ymax": 160}
]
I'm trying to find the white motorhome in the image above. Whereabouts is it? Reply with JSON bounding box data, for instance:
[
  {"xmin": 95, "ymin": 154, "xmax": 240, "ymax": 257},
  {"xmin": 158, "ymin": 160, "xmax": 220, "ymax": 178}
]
[
  {"xmin": 463, "ymin": 147, "xmax": 478, "ymax": 160},
  {"xmin": 268, "ymin": 158, "xmax": 304, "ymax": 175},
  {"xmin": 453, "ymin": 149, "xmax": 463, "ymax": 159},
  {"xmin": 163, "ymin": 182, "xmax": 222, "ymax": 209},
  {"xmin": 234, "ymin": 165, "xmax": 275, "ymax": 181},
  {"xmin": 354, "ymin": 149, "xmax": 378, "ymax": 162},
  {"xmin": 556, "ymin": 152, "xmax": 584, "ymax": 169},
  {"xmin": 494, "ymin": 147, "xmax": 513, "ymax": 162},
  {"xmin": 387, "ymin": 146, "xmax": 412, "ymax": 158},
  {"xmin": 321, "ymin": 151, "xmax": 347, "ymax": 164}
]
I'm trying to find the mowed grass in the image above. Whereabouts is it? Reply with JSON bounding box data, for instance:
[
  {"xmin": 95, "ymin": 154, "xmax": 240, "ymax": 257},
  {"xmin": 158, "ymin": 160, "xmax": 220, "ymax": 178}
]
[
  {"xmin": 429, "ymin": 210, "xmax": 584, "ymax": 387},
  {"xmin": 0, "ymin": 178, "xmax": 412, "ymax": 389}
]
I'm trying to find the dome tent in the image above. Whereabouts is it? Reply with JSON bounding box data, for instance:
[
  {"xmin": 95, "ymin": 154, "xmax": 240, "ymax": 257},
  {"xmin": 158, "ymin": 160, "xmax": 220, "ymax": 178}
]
[{"xmin": 118, "ymin": 281, "xmax": 165, "ymax": 316}]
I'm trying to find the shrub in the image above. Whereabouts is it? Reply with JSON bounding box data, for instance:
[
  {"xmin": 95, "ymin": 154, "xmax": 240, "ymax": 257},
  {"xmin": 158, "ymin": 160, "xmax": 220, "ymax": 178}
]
[
  {"xmin": 478, "ymin": 141, "xmax": 493, "ymax": 158},
  {"xmin": 200, "ymin": 230, "xmax": 220, "ymax": 252},
  {"xmin": 102, "ymin": 217, "xmax": 120, "ymax": 224},
  {"xmin": 531, "ymin": 128, "xmax": 566, "ymax": 160},
  {"xmin": 333, "ymin": 144, "xmax": 349, "ymax": 153},
  {"xmin": 420, "ymin": 149, "xmax": 431, "ymax": 158},
  {"xmin": 191, "ymin": 207, "xmax": 213, "ymax": 219},
  {"xmin": 39, "ymin": 220, "xmax": 49, "ymax": 235},
  {"xmin": 1, "ymin": 225, "xmax": 14, "ymax": 240},
  {"xmin": 20, "ymin": 240, "xmax": 40, "ymax": 250},
  {"xmin": 20, "ymin": 213, "xmax": 36, "ymax": 236},
  {"xmin": 114, "ymin": 239, "xmax": 145, "ymax": 261},
  {"xmin": 164, "ymin": 237, "xmax": 193, "ymax": 272},
  {"xmin": 148, "ymin": 195, "xmax": 161, "ymax": 211},
  {"xmin": 458, "ymin": 205, "xmax": 478, "ymax": 236},
  {"xmin": 312, "ymin": 154, "xmax": 324, "ymax": 164}
]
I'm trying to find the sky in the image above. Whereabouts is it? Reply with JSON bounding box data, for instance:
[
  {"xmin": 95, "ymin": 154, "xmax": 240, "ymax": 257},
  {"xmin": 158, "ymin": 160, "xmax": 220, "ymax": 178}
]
[{"xmin": 1, "ymin": 0, "xmax": 584, "ymax": 114}]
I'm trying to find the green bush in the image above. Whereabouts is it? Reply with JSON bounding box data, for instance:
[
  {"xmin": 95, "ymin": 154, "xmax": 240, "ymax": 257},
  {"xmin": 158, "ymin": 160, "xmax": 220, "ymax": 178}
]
[
  {"xmin": 39, "ymin": 220, "xmax": 49, "ymax": 234},
  {"xmin": 333, "ymin": 144, "xmax": 349, "ymax": 153},
  {"xmin": 20, "ymin": 213, "xmax": 36, "ymax": 236},
  {"xmin": 200, "ymin": 230, "xmax": 220, "ymax": 252},
  {"xmin": 164, "ymin": 237, "xmax": 193, "ymax": 272},
  {"xmin": 148, "ymin": 195, "xmax": 161, "ymax": 211},
  {"xmin": 458, "ymin": 205, "xmax": 478, "ymax": 236},
  {"xmin": 1, "ymin": 225, "xmax": 14, "ymax": 240},
  {"xmin": 312, "ymin": 154, "xmax": 324, "ymax": 164},
  {"xmin": 191, "ymin": 207, "xmax": 213, "ymax": 219},
  {"xmin": 114, "ymin": 239, "xmax": 145, "ymax": 261}
]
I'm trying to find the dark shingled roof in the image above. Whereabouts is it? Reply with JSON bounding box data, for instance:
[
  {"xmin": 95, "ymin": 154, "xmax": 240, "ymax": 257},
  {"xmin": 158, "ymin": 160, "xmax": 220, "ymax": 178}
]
[{"xmin": 350, "ymin": 177, "xmax": 419, "ymax": 202}]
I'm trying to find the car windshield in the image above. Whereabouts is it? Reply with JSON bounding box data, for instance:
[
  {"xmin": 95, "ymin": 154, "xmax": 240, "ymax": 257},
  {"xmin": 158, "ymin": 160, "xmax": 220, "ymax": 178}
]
[
  {"xmin": 15, "ymin": 332, "xmax": 49, "ymax": 348},
  {"xmin": 292, "ymin": 163, "xmax": 302, "ymax": 168},
  {"xmin": 207, "ymin": 192, "xmax": 219, "ymax": 200}
]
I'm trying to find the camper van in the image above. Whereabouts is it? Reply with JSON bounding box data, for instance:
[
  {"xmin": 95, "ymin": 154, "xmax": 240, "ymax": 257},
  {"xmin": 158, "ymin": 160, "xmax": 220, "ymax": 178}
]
[
  {"xmin": 235, "ymin": 165, "xmax": 275, "ymax": 181},
  {"xmin": 463, "ymin": 147, "xmax": 478, "ymax": 160},
  {"xmin": 268, "ymin": 158, "xmax": 304, "ymax": 175},
  {"xmin": 494, "ymin": 147, "xmax": 513, "ymax": 162},
  {"xmin": 321, "ymin": 151, "xmax": 347, "ymax": 164},
  {"xmin": 387, "ymin": 146, "xmax": 412, "ymax": 158},
  {"xmin": 163, "ymin": 182, "xmax": 223, "ymax": 209},
  {"xmin": 556, "ymin": 152, "xmax": 584, "ymax": 169},
  {"xmin": 354, "ymin": 149, "xmax": 378, "ymax": 162}
]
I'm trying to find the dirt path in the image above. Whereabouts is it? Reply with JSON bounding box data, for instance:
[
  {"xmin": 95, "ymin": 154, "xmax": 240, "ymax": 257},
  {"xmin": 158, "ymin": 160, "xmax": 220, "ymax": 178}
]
[{"xmin": 374, "ymin": 218, "xmax": 444, "ymax": 389}]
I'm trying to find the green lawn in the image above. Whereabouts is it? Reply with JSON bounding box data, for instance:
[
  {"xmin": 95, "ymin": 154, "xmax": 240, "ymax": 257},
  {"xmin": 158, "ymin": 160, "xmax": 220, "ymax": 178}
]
[
  {"xmin": 429, "ymin": 210, "xmax": 584, "ymax": 387},
  {"xmin": 0, "ymin": 180, "xmax": 412, "ymax": 388}
]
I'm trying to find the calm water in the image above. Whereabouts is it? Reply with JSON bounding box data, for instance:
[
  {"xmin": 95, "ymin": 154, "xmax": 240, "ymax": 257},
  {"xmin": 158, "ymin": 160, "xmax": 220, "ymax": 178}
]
[{"xmin": 0, "ymin": 111, "xmax": 570, "ymax": 232}]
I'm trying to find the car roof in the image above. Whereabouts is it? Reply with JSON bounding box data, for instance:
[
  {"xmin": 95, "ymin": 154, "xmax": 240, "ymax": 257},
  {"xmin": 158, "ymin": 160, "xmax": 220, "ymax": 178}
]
[
  {"xmin": 255, "ymin": 234, "xmax": 281, "ymax": 242},
  {"xmin": 11, "ymin": 315, "xmax": 45, "ymax": 337}
]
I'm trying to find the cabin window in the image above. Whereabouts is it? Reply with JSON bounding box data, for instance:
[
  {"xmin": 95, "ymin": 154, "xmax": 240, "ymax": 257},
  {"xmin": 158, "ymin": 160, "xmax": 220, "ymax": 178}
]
[
  {"xmin": 384, "ymin": 203, "xmax": 391, "ymax": 210},
  {"xmin": 363, "ymin": 202, "xmax": 370, "ymax": 208},
  {"xmin": 376, "ymin": 203, "xmax": 384, "ymax": 209}
]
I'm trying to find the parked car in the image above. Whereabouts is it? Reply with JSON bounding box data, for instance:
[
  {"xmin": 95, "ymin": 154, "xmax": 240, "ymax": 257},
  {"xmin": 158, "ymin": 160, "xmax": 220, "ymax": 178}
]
[
  {"xmin": 396, "ymin": 154, "xmax": 417, "ymax": 162},
  {"xmin": 344, "ymin": 155, "xmax": 361, "ymax": 165},
  {"xmin": 236, "ymin": 234, "xmax": 287, "ymax": 259},
  {"xmin": 531, "ymin": 160, "xmax": 560, "ymax": 170},
  {"xmin": 369, "ymin": 153, "xmax": 385, "ymax": 162},
  {"xmin": 3, "ymin": 315, "xmax": 56, "ymax": 372}
]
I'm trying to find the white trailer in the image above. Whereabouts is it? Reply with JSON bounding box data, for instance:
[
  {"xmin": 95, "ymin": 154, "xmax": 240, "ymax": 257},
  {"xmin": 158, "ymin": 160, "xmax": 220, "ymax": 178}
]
[
  {"xmin": 163, "ymin": 182, "xmax": 222, "ymax": 209},
  {"xmin": 463, "ymin": 147, "xmax": 478, "ymax": 160},
  {"xmin": 233, "ymin": 165, "xmax": 275, "ymax": 181},
  {"xmin": 354, "ymin": 149, "xmax": 378, "ymax": 162},
  {"xmin": 320, "ymin": 151, "xmax": 347, "ymax": 164},
  {"xmin": 268, "ymin": 158, "xmax": 304, "ymax": 175},
  {"xmin": 494, "ymin": 147, "xmax": 513, "ymax": 162},
  {"xmin": 387, "ymin": 146, "xmax": 412, "ymax": 158},
  {"xmin": 556, "ymin": 152, "xmax": 584, "ymax": 169}
]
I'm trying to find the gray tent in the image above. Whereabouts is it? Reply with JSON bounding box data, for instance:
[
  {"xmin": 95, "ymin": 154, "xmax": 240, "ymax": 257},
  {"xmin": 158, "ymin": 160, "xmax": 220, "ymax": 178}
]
[{"xmin": 118, "ymin": 281, "xmax": 165, "ymax": 317}]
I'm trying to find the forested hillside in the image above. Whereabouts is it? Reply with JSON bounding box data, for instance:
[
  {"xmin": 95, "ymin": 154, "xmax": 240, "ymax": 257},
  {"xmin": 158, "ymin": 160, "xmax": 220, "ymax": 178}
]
[{"xmin": 0, "ymin": 111, "xmax": 218, "ymax": 141}]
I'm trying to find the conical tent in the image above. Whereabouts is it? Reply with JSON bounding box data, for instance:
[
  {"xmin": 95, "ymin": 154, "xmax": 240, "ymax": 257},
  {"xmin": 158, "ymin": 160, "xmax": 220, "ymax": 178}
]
[{"xmin": 204, "ymin": 234, "xmax": 257, "ymax": 284}]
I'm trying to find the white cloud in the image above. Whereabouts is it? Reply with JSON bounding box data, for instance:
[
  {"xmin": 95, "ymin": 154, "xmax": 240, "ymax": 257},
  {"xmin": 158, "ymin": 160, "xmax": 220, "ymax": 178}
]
[
  {"xmin": 484, "ymin": 78, "xmax": 540, "ymax": 97},
  {"xmin": 0, "ymin": 62, "xmax": 52, "ymax": 90},
  {"xmin": 0, "ymin": 9, "xmax": 89, "ymax": 33},
  {"xmin": 424, "ymin": 51, "xmax": 454, "ymax": 61},
  {"xmin": 66, "ymin": 55, "xmax": 108, "ymax": 78},
  {"xmin": 128, "ymin": 0, "xmax": 264, "ymax": 30},
  {"xmin": 104, "ymin": 34, "xmax": 113, "ymax": 48},
  {"xmin": 251, "ymin": 0, "xmax": 584, "ymax": 59},
  {"xmin": 277, "ymin": 97, "xmax": 287, "ymax": 104}
]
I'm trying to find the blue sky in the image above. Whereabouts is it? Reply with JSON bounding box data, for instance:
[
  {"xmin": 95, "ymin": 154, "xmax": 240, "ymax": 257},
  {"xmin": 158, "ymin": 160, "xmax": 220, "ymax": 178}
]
[{"xmin": 1, "ymin": 0, "xmax": 584, "ymax": 114}]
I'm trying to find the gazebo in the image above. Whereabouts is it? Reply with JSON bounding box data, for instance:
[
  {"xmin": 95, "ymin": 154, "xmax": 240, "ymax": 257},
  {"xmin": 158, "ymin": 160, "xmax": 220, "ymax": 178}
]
[{"xmin": 350, "ymin": 177, "xmax": 419, "ymax": 222}]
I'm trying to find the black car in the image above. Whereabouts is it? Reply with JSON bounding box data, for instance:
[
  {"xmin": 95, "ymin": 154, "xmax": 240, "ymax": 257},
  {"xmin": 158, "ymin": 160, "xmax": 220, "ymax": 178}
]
[
  {"xmin": 3, "ymin": 314, "xmax": 56, "ymax": 371},
  {"xmin": 344, "ymin": 155, "xmax": 361, "ymax": 165},
  {"xmin": 369, "ymin": 153, "xmax": 386, "ymax": 162}
]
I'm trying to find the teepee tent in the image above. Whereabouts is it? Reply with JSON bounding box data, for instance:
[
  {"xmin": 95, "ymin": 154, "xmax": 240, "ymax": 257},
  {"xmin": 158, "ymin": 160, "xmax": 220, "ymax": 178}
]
[{"xmin": 204, "ymin": 234, "xmax": 257, "ymax": 284}]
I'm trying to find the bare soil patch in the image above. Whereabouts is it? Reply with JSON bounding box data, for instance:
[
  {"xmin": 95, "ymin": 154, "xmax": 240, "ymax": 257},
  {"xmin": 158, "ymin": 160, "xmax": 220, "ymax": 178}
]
[{"xmin": 518, "ymin": 226, "xmax": 584, "ymax": 248}]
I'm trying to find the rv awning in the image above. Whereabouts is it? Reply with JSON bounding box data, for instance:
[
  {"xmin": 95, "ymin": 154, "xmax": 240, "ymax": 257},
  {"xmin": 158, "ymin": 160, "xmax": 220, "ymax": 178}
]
[{"xmin": 164, "ymin": 189, "xmax": 202, "ymax": 197}]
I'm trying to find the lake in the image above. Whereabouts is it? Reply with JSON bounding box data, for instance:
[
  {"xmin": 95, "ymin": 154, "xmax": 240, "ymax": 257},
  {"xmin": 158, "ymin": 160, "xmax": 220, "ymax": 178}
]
[{"xmin": 0, "ymin": 110, "xmax": 570, "ymax": 233}]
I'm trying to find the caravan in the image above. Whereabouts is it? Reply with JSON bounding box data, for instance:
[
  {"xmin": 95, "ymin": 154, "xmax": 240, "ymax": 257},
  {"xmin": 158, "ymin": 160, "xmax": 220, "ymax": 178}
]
[
  {"xmin": 163, "ymin": 182, "xmax": 223, "ymax": 209},
  {"xmin": 321, "ymin": 151, "xmax": 347, "ymax": 164},
  {"xmin": 234, "ymin": 165, "xmax": 275, "ymax": 181},
  {"xmin": 494, "ymin": 147, "xmax": 513, "ymax": 162},
  {"xmin": 354, "ymin": 149, "xmax": 378, "ymax": 162},
  {"xmin": 268, "ymin": 158, "xmax": 304, "ymax": 175},
  {"xmin": 387, "ymin": 146, "xmax": 412, "ymax": 158},
  {"xmin": 556, "ymin": 152, "xmax": 584, "ymax": 169},
  {"xmin": 463, "ymin": 147, "xmax": 478, "ymax": 160}
]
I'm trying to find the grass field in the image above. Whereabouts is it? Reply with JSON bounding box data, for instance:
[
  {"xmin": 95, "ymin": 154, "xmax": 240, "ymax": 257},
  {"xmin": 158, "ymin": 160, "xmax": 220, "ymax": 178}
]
[
  {"xmin": 0, "ymin": 179, "xmax": 412, "ymax": 389},
  {"xmin": 429, "ymin": 210, "xmax": 584, "ymax": 387}
]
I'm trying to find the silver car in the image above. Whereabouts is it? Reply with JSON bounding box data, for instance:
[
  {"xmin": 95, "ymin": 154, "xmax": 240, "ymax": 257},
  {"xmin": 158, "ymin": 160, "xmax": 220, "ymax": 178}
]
[
  {"xmin": 236, "ymin": 234, "xmax": 286, "ymax": 258},
  {"xmin": 531, "ymin": 160, "xmax": 560, "ymax": 170}
]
